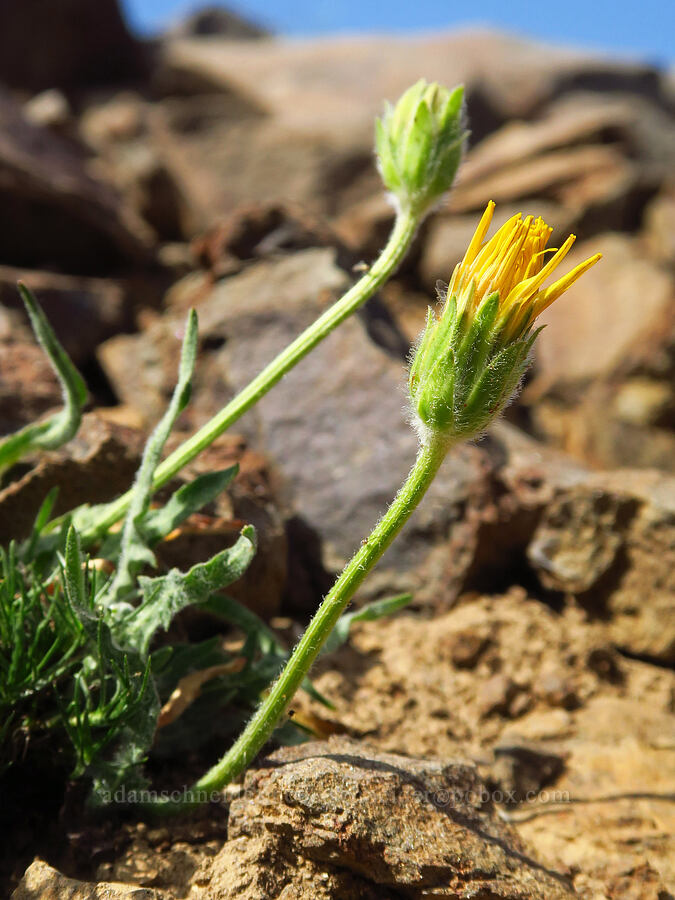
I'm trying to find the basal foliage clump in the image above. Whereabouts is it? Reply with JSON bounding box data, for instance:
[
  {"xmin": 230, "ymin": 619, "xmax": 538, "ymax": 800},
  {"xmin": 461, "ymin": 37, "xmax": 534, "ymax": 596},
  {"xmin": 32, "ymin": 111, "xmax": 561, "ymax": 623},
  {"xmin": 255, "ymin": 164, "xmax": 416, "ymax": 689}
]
[{"xmin": 0, "ymin": 287, "xmax": 406, "ymax": 804}]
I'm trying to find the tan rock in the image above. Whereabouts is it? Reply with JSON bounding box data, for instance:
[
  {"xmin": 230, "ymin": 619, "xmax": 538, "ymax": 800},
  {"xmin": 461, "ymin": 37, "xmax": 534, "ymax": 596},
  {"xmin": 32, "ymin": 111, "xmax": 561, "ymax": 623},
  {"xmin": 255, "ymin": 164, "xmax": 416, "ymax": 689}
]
[
  {"xmin": 224, "ymin": 736, "xmax": 573, "ymax": 898},
  {"xmin": 11, "ymin": 858, "xmax": 169, "ymax": 900},
  {"xmin": 530, "ymin": 233, "xmax": 673, "ymax": 388}
]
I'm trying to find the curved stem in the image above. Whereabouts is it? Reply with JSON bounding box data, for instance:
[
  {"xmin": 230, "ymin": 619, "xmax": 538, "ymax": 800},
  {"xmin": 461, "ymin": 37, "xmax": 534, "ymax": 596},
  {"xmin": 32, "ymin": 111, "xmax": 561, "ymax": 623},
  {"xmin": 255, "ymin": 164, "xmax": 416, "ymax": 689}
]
[
  {"xmin": 84, "ymin": 211, "xmax": 419, "ymax": 541},
  {"xmin": 148, "ymin": 429, "xmax": 452, "ymax": 813}
]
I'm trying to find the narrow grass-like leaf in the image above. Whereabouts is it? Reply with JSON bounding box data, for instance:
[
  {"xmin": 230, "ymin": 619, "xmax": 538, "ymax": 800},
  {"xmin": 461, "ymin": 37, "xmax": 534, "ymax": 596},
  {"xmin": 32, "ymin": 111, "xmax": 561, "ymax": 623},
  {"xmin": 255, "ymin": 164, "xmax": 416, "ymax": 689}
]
[
  {"xmin": 63, "ymin": 526, "xmax": 86, "ymax": 610},
  {"xmin": 104, "ymin": 310, "xmax": 199, "ymax": 608},
  {"xmin": 99, "ymin": 466, "xmax": 239, "ymax": 561},
  {"xmin": 0, "ymin": 284, "xmax": 87, "ymax": 473},
  {"xmin": 322, "ymin": 592, "xmax": 413, "ymax": 654}
]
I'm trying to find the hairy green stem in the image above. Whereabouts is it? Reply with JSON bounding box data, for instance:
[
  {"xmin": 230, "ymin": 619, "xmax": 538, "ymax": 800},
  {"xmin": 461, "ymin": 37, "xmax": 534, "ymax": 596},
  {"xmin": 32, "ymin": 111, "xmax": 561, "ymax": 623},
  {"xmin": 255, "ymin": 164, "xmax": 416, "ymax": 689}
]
[
  {"xmin": 84, "ymin": 211, "xmax": 419, "ymax": 541},
  {"xmin": 149, "ymin": 429, "xmax": 452, "ymax": 812}
]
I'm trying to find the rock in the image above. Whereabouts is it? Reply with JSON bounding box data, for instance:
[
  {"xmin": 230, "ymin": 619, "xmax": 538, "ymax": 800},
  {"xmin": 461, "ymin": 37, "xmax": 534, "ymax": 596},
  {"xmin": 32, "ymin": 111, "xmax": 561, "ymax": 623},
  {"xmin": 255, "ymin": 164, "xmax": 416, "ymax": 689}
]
[
  {"xmin": 527, "ymin": 489, "xmax": 630, "ymax": 594},
  {"xmin": 0, "ymin": 414, "xmax": 144, "ymax": 545},
  {"xmin": 195, "ymin": 834, "xmax": 393, "ymax": 900},
  {"xmin": 0, "ymin": 266, "xmax": 129, "ymax": 366},
  {"xmin": 23, "ymin": 90, "xmax": 73, "ymax": 134},
  {"xmin": 535, "ymin": 667, "xmax": 580, "ymax": 710},
  {"xmin": 297, "ymin": 592, "xmax": 675, "ymax": 897},
  {"xmin": 0, "ymin": 89, "xmax": 156, "ymax": 274},
  {"xmin": 451, "ymin": 144, "xmax": 632, "ymax": 215},
  {"xmin": 332, "ymin": 192, "xmax": 399, "ymax": 260},
  {"xmin": 80, "ymin": 94, "xmax": 147, "ymax": 148},
  {"xmin": 527, "ymin": 468, "xmax": 675, "ymax": 662},
  {"xmin": 479, "ymin": 674, "xmax": 522, "ymax": 718},
  {"xmin": 531, "ymin": 234, "xmax": 673, "ymax": 388},
  {"xmin": 189, "ymin": 202, "xmax": 346, "ymax": 282},
  {"xmin": 108, "ymin": 143, "xmax": 193, "ymax": 242},
  {"xmin": 221, "ymin": 736, "xmax": 572, "ymax": 899},
  {"xmin": 513, "ymin": 696, "xmax": 675, "ymax": 898},
  {"xmin": 459, "ymin": 97, "xmax": 635, "ymax": 188},
  {"xmin": 0, "ymin": 0, "xmax": 145, "ymax": 92},
  {"xmin": 491, "ymin": 740, "xmax": 566, "ymax": 805},
  {"xmin": 146, "ymin": 30, "xmax": 666, "ymax": 222},
  {"xmin": 445, "ymin": 627, "xmax": 492, "ymax": 669},
  {"xmin": 447, "ymin": 94, "xmax": 662, "ymax": 233},
  {"xmin": 11, "ymin": 858, "xmax": 168, "ymax": 899},
  {"xmin": 644, "ymin": 184, "xmax": 675, "ymax": 266},
  {"xmin": 523, "ymin": 232, "xmax": 675, "ymax": 470},
  {"xmin": 613, "ymin": 378, "xmax": 673, "ymax": 427},
  {"xmin": 0, "ymin": 342, "xmax": 61, "ymax": 436},
  {"xmin": 161, "ymin": 30, "xmax": 663, "ymax": 137},
  {"xmin": 167, "ymin": 5, "xmax": 270, "ymax": 39}
]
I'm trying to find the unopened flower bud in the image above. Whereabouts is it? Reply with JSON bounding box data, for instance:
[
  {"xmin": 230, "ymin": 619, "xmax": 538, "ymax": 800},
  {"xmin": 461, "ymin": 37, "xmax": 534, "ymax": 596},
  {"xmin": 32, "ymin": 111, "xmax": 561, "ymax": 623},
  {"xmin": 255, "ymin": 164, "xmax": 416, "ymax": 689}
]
[
  {"xmin": 409, "ymin": 201, "xmax": 601, "ymax": 440},
  {"xmin": 375, "ymin": 79, "xmax": 466, "ymax": 218}
]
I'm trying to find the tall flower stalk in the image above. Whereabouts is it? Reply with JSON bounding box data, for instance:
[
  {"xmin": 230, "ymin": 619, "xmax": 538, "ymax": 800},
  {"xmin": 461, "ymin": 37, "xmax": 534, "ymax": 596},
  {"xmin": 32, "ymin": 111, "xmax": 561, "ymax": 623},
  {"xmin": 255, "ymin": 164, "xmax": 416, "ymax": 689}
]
[
  {"xmin": 150, "ymin": 203, "xmax": 600, "ymax": 812},
  {"xmin": 79, "ymin": 80, "xmax": 466, "ymax": 543}
]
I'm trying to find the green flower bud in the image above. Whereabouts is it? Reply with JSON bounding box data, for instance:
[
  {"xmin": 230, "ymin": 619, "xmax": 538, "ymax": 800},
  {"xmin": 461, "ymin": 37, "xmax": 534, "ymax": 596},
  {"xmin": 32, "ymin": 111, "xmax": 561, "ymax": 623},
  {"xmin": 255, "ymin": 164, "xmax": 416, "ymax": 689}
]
[
  {"xmin": 409, "ymin": 202, "xmax": 602, "ymax": 440},
  {"xmin": 375, "ymin": 79, "xmax": 466, "ymax": 218}
]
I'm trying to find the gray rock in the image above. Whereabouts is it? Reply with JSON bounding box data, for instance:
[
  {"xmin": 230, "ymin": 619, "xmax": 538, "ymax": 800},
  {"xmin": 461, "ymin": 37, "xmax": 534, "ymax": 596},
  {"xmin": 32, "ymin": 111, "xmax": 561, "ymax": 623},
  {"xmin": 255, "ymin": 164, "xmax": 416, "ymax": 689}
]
[
  {"xmin": 0, "ymin": 89, "xmax": 155, "ymax": 274},
  {"xmin": 0, "ymin": 266, "xmax": 128, "ymax": 366},
  {"xmin": 0, "ymin": 0, "xmax": 145, "ymax": 92},
  {"xmin": 100, "ymin": 248, "xmax": 487, "ymax": 604},
  {"xmin": 167, "ymin": 5, "xmax": 270, "ymax": 40}
]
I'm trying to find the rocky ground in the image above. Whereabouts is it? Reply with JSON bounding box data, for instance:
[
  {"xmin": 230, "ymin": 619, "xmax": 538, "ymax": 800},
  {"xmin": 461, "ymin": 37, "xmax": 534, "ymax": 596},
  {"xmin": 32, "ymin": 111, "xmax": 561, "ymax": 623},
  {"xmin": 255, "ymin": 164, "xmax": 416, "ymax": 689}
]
[{"xmin": 2, "ymin": 3, "xmax": 675, "ymax": 898}]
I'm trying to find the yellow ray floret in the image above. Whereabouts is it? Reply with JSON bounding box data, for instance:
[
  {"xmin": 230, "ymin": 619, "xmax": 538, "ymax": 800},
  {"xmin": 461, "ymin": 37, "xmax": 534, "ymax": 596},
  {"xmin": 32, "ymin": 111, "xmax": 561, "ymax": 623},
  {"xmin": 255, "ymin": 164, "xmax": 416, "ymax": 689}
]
[{"xmin": 447, "ymin": 201, "xmax": 602, "ymax": 341}]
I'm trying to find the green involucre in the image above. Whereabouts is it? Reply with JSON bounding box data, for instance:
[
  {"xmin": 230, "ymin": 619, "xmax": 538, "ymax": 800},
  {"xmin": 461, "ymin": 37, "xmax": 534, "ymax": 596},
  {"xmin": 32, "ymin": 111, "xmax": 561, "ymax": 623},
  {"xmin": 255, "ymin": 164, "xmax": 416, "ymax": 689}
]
[
  {"xmin": 409, "ymin": 289, "xmax": 540, "ymax": 439},
  {"xmin": 376, "ymin": 80, "xmax": 467, "ymax": 217}
]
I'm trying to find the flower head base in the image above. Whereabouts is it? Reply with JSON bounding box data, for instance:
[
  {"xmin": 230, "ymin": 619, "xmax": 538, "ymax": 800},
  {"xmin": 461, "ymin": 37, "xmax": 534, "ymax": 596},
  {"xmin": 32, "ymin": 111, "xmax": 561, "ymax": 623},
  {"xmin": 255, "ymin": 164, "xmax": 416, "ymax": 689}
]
[
  {"xmin": 376, "ymin": 80, "xmax": 466, "ymax": 218},
  {"xmin": 409, "ymin": 201, "xmax": 601, "ymax": 440}
]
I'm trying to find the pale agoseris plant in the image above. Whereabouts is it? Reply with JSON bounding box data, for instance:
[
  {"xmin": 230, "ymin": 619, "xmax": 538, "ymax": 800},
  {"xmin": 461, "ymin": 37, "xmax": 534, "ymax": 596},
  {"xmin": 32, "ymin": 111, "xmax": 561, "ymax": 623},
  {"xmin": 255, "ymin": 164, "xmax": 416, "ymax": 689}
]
[{"xmin": 154, "ymin": 203, "xmax": 600, "ymax": 812}]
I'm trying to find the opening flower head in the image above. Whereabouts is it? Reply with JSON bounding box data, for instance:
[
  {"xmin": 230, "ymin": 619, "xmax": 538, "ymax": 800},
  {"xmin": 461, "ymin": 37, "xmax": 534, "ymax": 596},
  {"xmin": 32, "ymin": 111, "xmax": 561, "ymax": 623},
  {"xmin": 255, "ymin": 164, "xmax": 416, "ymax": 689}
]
[
  {"xmin": 447, "ymin": 200, "xmax": 602, "ymax": 345},
  {"xmin": 409, "ymin": 202, "xmax": 601, "ymax": 440}
]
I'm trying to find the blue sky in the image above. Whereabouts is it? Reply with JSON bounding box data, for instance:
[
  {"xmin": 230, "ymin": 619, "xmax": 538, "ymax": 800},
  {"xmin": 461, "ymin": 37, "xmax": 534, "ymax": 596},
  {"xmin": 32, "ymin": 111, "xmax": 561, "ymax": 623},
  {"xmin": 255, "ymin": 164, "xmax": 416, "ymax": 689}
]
[{"xmin": 121, "ymin": 0, "xmax": 673, "ymax": 63}]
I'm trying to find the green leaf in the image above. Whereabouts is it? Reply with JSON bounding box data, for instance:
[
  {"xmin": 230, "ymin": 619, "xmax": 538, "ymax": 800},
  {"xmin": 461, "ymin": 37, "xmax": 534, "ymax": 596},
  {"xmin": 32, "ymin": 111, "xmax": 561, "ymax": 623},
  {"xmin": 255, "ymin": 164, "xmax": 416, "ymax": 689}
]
[
  {"xmin": 204, "ymin": 591, "xmax": 281, "ymax": 655},
  {"xmin": 322, "ymin": 592, "xmax": 413, "ymax": 654},
  {"xmin": 404, "ymin": 98, "xmax": 433, "ymax": 193},
  {"xmin": 204, "ymin": 592, "xmax": 334, "ymax": 709},
  {"xmin": 114, "ymin": 525, "xmax": 257, "ymax": 656},
  {"xmin": 98, "ymin": 466, "xmax": 239, "ymax": 560},
  {"xmin": 21, "ymin": 487, "xmax": 60, "ymax": 562},
  {"xmin": 0, "ymin": 284, "xmax": 87, "ymax": 473},
  {"xmin": 103, "ymin": 310, "xmax": 199, "ymax": 608},
  {"xmin": 140, "ymin": 466, "xmax": 238, "ymax": 545},
  {"xmin": 63, "ymin": 526, "xmax": 86, "ymax": 609}
]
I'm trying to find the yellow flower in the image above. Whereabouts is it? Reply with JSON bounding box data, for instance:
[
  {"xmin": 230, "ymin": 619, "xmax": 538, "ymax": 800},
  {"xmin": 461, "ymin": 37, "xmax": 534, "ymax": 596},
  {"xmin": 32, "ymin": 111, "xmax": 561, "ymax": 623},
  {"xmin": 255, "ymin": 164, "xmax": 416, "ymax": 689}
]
[
  {"xmin": 409, "ymin": 201, "xmax": 601, "ymax": 439},
  {"xmin": 447, "ymin": 200, "xmax": 601, "ymax": 342}
]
